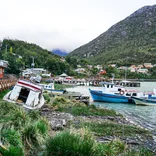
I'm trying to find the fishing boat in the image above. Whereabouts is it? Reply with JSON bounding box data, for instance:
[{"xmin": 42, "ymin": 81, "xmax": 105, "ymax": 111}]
[
  {"xmin": 40, "ymin": 83, "xmax": 66, "ymax": 94},
  {"xmin": 89, "ymin": 82, "xmax": 141, "ymax": 103},
  {"xmin": 132, "ymin": 88, "xmax": 156, "ymax": 106},
  {"xmin": 3, "ymin": 79, "xmax": 45, "ymax": 109},
  {"xmin": 132, "ymin": 96, "xmax": 156, "ymax": 106}
]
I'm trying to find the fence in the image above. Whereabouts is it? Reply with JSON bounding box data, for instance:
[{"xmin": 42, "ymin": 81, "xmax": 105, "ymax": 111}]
[{"xmin": 0, "ymin": 79, "xmax": 17, "ymax": 92}]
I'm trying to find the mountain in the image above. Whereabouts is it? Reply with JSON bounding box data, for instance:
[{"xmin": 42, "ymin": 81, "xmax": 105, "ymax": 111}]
[
  {"xmin": 52, "ymin": 49, "xmax": 68, "ymax": 57},
  {"xmin": 69, "ymin": 5, "xmax": 156, "ymax": 65}
]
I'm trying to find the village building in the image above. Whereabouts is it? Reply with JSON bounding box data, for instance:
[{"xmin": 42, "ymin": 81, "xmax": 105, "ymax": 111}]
[
  {"xmin": 137, "ymin": 68, "xmax": 148, "ymax": 74},
  {"xmin": 0, "ymin": 60, "xmax": 8, "ymax": 79},
  {"xmin": 128, "ymin": 65, "xmax": 137, "ymax": 72},
  {"xmin": 75, "ymin": 68, "xmax": 86, "ymax": 74},
  {"xmin": 95, "ymin": 65, "xmax": 103, "ymax": 71},
  {"xmin": 144, "ymin": 63, "xmax": 153, "ymax": 68},
  {"xmin": 109, "ymin": 64, "xmax": 116, "ymax": 68}
]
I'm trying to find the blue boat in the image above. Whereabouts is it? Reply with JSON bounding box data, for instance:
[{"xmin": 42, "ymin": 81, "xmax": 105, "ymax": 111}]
[
  {"xmin": 89, "ymin": 82, "xmax": 132, "ymax": 103},
  {"xmin": 89, "ymin": 89, "xmax": 129, "ymax": 103}
]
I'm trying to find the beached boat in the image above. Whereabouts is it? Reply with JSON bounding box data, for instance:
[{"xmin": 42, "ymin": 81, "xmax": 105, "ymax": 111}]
[
  {"xmin": 40, "ymin": 83, "xmax": 66, "ymax": 94},
  {"xmin": 3, "ymin": 79, "xmax": 45, "ymax": 109},
  {"xmin": 89, "ymin": 82, "xmax": 140, "ymax": 103}
]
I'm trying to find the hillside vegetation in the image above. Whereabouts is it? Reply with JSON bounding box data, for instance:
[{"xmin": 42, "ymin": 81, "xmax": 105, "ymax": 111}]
[
  {"xmin": 69, "ymin": 5, "xmax": 156, "ymax": 65},
  {"xmin": 0, "ymin": 39, "xmax": 73, "ymax": 75}
]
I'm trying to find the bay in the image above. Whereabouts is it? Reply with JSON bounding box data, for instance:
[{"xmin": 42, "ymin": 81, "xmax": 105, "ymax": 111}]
[{"xmin": 66, "ymin": 82, "xmax": 156, "ymax": 132}]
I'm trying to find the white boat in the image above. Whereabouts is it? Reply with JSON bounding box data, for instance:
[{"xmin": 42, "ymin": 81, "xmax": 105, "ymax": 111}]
[
  {"xmin": 132, "ymin": 96, "xmax": 156, "ymax": 106},
  {"xmin": 132, "ymin": 88, "xmax": 156, "ymax": 106},
  {"xmin": 3, "ymin": 79, "xmax": 45, "ymax": 109},
  {"xmin": 40, "ymin": 83, "xmax": 66, "ymax": 94}
]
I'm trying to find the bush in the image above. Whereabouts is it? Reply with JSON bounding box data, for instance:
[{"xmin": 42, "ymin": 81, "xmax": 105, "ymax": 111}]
[{"xmin": 45, "ymin": 130, "xmax": 95, "ymax": 156}]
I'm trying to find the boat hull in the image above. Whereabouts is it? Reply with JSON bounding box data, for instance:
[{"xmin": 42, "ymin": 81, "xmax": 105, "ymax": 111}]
[
  {"xmin": 89, "ymin": 89, "xmax": 129, "ymax": 103},
  {"xmin": 132, "ymin": 97, "xmax": 156, "ymax": 106}
]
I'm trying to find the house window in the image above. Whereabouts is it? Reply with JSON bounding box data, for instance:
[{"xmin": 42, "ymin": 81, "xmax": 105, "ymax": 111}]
[{"xmin": 0, "ymin": 68, "xmax": 2, "ymax": 74}]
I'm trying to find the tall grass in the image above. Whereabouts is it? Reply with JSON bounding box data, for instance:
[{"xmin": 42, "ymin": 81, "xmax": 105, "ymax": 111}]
[
  {"xmin": 0, "ymin": 101, "xmax": 49, "ymax": 155},
  {"xmin": 45, "ymin": 130, "xmax": 95, "ymax": 156},
  {"xmin": 75, "ymin": 121, "xmax": 150, "ymax": 137}
]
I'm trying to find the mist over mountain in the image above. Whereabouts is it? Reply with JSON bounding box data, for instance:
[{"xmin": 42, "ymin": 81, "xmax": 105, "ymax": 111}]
[
  {"xmin": 52, "ymin": 49, "xmax": 68, "ymax": 57},
  {"xmin": 69, "ymin": 5, "xmax": 156, "ymax": 65}
]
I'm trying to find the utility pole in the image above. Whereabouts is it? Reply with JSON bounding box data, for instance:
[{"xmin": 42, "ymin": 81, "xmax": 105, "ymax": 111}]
[
  {"xmin": 31, "ymin": 57, "xmax": 35, "ymax": 74},
  {"xmin": 5, "ymin": 45, "xmax": 8, "ymax": 53}
]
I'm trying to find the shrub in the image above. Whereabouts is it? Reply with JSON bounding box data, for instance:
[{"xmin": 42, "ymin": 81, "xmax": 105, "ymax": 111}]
[{"xmin": 45, "ymin": 130, "xmax": 95, "ymax": 156}]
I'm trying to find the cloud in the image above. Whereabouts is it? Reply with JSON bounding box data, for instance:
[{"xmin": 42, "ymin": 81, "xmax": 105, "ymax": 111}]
[{"xmin": 0, "ymin": 0, "xmax": 155, "ymax": 51}]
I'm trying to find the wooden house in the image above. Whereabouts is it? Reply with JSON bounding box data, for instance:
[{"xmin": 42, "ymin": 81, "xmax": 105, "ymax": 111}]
[{"xmin": 0, "ymin": 60, "xmax": 8, "ymax": 78}]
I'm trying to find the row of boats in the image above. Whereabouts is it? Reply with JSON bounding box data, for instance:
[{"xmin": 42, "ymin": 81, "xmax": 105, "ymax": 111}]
[{"xmin": 89, "ymin": 82, "xmax": 156, "ymax": 106}]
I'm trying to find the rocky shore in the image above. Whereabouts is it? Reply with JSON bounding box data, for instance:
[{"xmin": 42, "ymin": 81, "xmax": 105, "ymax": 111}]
[{"xmin": 41, "ymin": 103, "xmax": 156, "ymax": 154}]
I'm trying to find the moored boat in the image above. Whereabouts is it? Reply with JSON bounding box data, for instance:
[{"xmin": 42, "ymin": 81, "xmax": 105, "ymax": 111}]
[
  {"xmin": 89, "ymin": 82, "xmax": 140, "ymax": 103},
  {"xmin": 40, "ymin": 83, "xmax": 66, "ymax": 94},
  {"xmin": 3, "ymin": 79, "xmax": 45, "ymax": 109},
  {"xmin": 132, "ymin": 96, "xmax": 156, "ymax": 106}
]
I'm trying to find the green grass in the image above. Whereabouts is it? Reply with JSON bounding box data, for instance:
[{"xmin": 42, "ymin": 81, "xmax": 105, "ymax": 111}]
[
  {"xmin": 45, "ymin": 130, "xmax": 95, "ymax": 156},
  {"xmin": 74, "ymin": 121, "xmax": 150, "ymax": 138},
  {"xmin": 57, "ymin": 104, "xmax": 121, "ymax": 117},
  {"xmin": 50, "ymin": 96, "xmax": 121, "ymax": 117},
  {"xmin": 0, "ymin": 89, "xmax": 10, "ymax": 99},
  {"xmin": 45, "ymin": 130, "xmax": 153, "ymax": 156},
  {"xmin": 0, "ymin": 101, "xmax": 49, "ymax": 155}
]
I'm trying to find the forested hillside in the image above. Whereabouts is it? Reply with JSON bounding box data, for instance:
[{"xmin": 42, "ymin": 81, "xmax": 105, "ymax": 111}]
[
  {"xmin": 69, "ymin": 5, "xmax": 156, "ymax": 66},
  {"xmin": 0, "ymin": 39, "xmax": 72, "ymax": 75}
]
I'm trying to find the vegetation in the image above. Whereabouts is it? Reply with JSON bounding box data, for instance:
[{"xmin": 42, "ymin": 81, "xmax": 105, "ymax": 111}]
[
  {"xmin": 0, "ymin": 39, "xmax": 73, "ymax": 76},
  {"xmin": 75, "ymin": 121, "xmax": 150, "ymax": 137},
  {"xmin": 0, "ymin": 96, "xmax": 154, "ymax": 155},
  {"xmin": 69, "ymin": 5, "xmax": 156, "ymax": 66},
  {"xmin": 0, "ymin": 101, "xmax": 49, "ymax": 155},
  {"xmin": 49, "ymin": 96, "xmax": 120, "ymax": 116}
]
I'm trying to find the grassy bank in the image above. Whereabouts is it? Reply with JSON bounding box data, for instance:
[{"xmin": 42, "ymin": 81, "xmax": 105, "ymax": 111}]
[{"xmin": 0, "ymin": 94, "xmax": 155, "ymax": 155}]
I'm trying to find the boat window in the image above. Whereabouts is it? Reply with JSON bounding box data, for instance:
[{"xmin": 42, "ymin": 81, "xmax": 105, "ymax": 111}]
[
  {"xmin": 132, "ymin": 93, "xmax": 137, "ymax": 96},
  {"xmin": 111, "ymin": 85, "xmax": 113, "ymax": 88},
  {"xmin": 126, "ymin": 93, "xmax": 131, "ymax": 96},
  {"xmin": 17, "ymin": 88, "xmax": 30, "ymax": 103},
  {"xmin": 107, "ymin": 84, "xmax": 109, "ymax": 88}
]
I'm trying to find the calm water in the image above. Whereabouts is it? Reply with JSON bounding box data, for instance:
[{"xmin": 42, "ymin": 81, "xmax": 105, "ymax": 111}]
[{"xmin": 66, "ymin": 82, "xmax": 156, "ymax": 132}]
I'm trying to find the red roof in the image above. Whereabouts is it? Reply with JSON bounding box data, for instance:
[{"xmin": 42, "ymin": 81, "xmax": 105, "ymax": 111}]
[{"xmin": 99, "ymin": 70, "xmax": 106, "ymax": 75}]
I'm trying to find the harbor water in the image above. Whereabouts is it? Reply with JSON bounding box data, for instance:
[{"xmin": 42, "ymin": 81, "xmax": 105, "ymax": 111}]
[{"xmin": 66, "ymin": 82, "xmax": 156, "ymax": 132}]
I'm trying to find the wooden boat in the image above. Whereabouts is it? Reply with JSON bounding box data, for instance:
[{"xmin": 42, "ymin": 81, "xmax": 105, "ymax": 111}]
[
  {"xmin": 3, "ymin": 79, "xmax": 45, "ymax": 109},
  {"xmin": 40, "ymin": 83, "xmax": 66, "ymax": 94},
  {"xmin": 132, "ymin": 96, "xmax": 156, "ymax": 106}
]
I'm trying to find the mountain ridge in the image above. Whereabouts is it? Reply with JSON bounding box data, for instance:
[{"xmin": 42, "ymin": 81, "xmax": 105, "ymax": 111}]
[{"xmin": 69, "ymin": 5, "xmax": 156, "ymax": 65}]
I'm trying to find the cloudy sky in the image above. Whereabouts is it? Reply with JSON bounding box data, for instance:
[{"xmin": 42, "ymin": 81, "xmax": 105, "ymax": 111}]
[{"xmin": 0, "ymin": 0, "xmax": 155, "ymax": 52}]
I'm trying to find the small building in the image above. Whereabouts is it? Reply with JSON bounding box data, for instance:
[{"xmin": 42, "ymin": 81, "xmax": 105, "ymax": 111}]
[
  {"xmin": 144, "ymin": 63, "xmax": 153, "ymax": 68},
  {"xmin": 95, "ymin": 65, "xmax": 103, "ymax": 71},
  {"xmin": 137, "ymin": 68, "xmax": 148, "ymax": 74},
  {"xmin": 0, "ymin": 60, "xmax": 8, "ymax": 78}
]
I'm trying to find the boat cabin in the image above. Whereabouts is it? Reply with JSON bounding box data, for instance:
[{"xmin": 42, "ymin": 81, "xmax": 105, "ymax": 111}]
[{"xmin": 7, "ymin": 80, "xmax": 44, "ymax": 108}]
